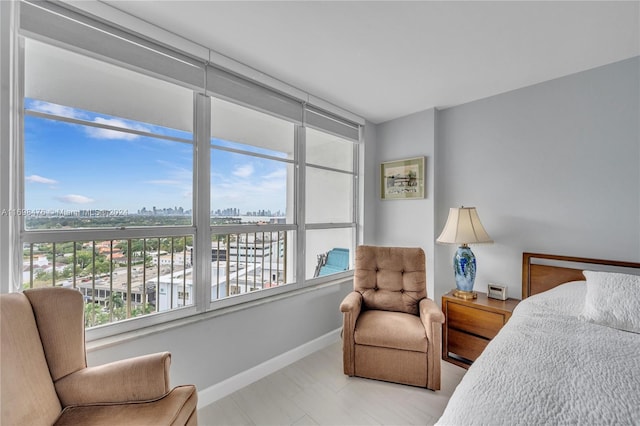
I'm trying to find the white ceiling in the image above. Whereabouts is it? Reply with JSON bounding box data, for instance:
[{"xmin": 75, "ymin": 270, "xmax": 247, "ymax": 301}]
[{"xmin": 100, "ymin": 1, "xmax": 639, "ymax": 124}]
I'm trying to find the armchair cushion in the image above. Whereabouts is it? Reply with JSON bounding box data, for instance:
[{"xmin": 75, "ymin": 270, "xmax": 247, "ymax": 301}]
[
  {"xmin": 354, "ymin": 310, "xmax": 427, "ymax": 352},
  {"xmin": 354, "ymin": 245, "xmax": 427, "ymax": 315},
  {"xmin": 55, "ymin": 385, "xmax": 198, "ymax": 426}
]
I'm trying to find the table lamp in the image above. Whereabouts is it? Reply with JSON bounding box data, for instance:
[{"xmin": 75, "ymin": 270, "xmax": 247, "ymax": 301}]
[{"xmin": 436, "ymin": 207, "xmax": 493, "ymax": 299}]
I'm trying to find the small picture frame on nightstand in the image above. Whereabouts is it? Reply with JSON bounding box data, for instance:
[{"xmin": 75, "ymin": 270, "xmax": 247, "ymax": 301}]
[{"xmin": 487, "ymin": 284, "xmax": 507, "ymax": 300}]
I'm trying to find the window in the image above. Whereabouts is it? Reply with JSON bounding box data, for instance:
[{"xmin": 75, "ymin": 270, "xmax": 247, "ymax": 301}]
[
  {"xmin": 23, "ymin": 102, "xmax": 193, "ymax": 229},
  {"xmin": 305, "ymin": 128, "xmax": 357, "ymax": 279},
  {"xmin": 209, "ymin": 98, "xmax": 296, "ymax": 301},
  {"xmin": 14, "ymin": 3, "xmax": 361, "ymax": 337},
  {"xmin": 22, "ymin": 40, "xmax": 196, "ymax": 327},
  {"xmin": 24, "ymin": 40, "xmax": 194, "ymax": 230},
  {"xmin": 210, "ymin": 98, "xmax": 294, "ymax": 225}
]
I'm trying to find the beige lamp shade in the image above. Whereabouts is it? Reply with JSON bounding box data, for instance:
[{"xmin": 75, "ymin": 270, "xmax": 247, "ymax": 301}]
[{"xmin": 436, "ymin": 207, "xmax": 493, "ymax": 245}]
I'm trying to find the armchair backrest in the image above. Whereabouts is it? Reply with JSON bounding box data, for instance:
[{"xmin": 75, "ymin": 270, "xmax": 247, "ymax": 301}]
[
  {"xmin": 354, "ymin": 245, "xmax": 427, "ymax": 315},
  {"xmin": 24, "ymin": 287, "xmax": 87, "ymax": 380},
  {"xmin": 1, "ymin": 292, "xmax": 62, "ymax": 425}
]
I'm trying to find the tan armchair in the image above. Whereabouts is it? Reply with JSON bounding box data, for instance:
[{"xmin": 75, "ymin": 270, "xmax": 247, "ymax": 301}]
[
  {"xmin": 1, "ymin": 287, "xmax": 197, "ymax": 425},
  {"xmin": 340, "ymin": 245, "xmax": 444, "ymax": 390}
]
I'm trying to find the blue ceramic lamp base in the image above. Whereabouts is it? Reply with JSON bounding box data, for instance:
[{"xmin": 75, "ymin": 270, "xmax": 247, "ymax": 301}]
[{"xmin": 452, "ymin": 245, "xmax": 478, "ymax": 300}]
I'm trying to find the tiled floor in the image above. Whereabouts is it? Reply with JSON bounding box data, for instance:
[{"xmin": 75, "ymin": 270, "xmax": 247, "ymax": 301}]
[{"xmin": 198, "ymin": 341, "xmax": 466, "ymax": 425}]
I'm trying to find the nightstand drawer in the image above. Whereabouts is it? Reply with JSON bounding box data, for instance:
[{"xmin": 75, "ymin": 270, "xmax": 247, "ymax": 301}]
[
  {"xmin": 442, "ymin": 291, "xmax": 519, "ymax": 369},
  {"xmin": 447, "ymin": 328, "xmax": 489, "ymax": 362},
  {"xmin": 447, "ymin": 302, "xmax": 504, "ymax": 339}
]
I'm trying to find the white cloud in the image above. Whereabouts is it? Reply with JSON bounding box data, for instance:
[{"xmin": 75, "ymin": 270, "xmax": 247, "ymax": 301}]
[
  {"xmin": 55, "ymin": 194, "xmax": 95, "ymax": 204},
  {"xmin": 264, "ymin": 169, "xmax": 287, "ymax": 180},
  {"xmin": 85, "ymin": 117, "xmax": 150, "ymax": 140},
  {"xmin": 28, "ymin": 100, "xmax": 85, "ymax": 120},
  {"xmin": 25, "ymin": 174, "xmax": 58, "ymax": 185},
  {"xmin": 233, "ymin": 164, "xmax": 254, "ymax": 178},
  {"xmin": 29, "ymin": 101, "xmax": 151, "ymax": 141}
]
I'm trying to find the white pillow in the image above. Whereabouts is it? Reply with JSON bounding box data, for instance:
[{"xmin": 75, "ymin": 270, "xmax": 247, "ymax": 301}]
[{"xmin": 581, "ymin": 270, "xmax": 640, "ymax": 334}]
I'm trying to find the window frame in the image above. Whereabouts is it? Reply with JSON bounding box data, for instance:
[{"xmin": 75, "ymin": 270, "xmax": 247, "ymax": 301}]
[{"xmin": 11, "ymin": 2, "xmax": 363, "ymax": 341}]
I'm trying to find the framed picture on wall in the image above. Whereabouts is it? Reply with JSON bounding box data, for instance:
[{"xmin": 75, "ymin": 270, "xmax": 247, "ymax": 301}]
[{"xmin": 380, "ymin": 156, "xmax": 425, "ymax": 200}]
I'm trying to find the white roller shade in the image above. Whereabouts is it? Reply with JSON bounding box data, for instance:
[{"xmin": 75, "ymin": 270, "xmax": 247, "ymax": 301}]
[
  {"xmin": 207, "ymin": 66, "xmax": 303, "ymax": 125},
  {"xmin": 20, "ymin": 1, "xmax": 205, "ymax": 91},
  {"xmin": 211, "ymin": 98, "xmax": 294, "ymax": 156},
  {"xmin": 20, "ymin": 0, "xmax": 363, "ymax": 139},
  {"xmin": 305, "ymin": 106, "xmax": 360, "ymax": 142},
  {"xmin": 25, "ymin": 39, "xmax": 193, "ymax": 133},
  {"xmin": 306, "ymin": 127, "xmax": 354, "ymax": 171}
]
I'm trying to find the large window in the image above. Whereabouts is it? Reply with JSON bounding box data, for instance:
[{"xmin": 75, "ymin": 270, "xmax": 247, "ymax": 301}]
[
  {"xmin": 22, "ymin": 40, "xmax": 196, "ymax": 328},
  {"xmin": 23, "ymin": 40, "xmax": 195, "ymax": 229},
  {"xmin": 15, "ymin": 3, "xmax": 361, "ymax": 337},
  {"xmin": 24, "ymin": 101, "xmax": 194, "ymax": 229},
  {"xmin": 210, "ymin": 98, "xmax": 294, "ymax": 225},
  {"xmin": 305, "ymin": 128, "xmax": 357, "ymax": 279},
  {"xmin": 209, "ymin": 98, "xmax": 297, "ymax": 301}
]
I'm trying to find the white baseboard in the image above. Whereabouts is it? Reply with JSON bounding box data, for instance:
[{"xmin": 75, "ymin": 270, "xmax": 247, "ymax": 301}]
[{"xmin": 197, "ymin": 327, "xmax": 342, "ymax": 409}]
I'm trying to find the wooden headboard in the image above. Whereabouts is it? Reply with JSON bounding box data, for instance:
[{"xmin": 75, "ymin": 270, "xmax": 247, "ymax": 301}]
[{"xmin": 522, "ymin": 252, "xmax": 640, "ymax": 299}]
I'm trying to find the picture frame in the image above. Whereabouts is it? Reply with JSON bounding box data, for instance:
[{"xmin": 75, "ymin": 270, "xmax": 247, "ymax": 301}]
[{"xmin": 380, "ymin": 156, "xmax": 425, "ymax": 200}]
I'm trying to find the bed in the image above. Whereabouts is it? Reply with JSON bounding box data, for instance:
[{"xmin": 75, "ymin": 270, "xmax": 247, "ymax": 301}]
[{"xmin": 436, "ymin": 252, "xmax": 640, "ymax": 425}]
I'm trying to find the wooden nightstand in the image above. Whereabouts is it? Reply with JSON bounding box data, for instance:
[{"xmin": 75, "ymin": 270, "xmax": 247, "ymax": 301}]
[{"xmin": 442, "ymin": 290, "xmax": 520, "ymax": 369}]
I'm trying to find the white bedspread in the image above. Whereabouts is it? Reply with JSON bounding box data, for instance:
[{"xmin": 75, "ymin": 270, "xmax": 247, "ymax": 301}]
[{"xmin": 436, "ymin": 282, "xmax": 640, "ymax": 425}]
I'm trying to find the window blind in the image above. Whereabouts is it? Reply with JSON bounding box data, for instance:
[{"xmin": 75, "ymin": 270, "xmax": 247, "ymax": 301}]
[
  {"xmin": 20, "ymin": 1, "xmax": 205, "ymax": 90},
  {"xmin": 24, "ymin": 39, "xmax": 194, "ymax": 133},
  {"xmin": 305, "ymin": 106, "xmax": 360, "ymax": 142},
  {"xmin": 206, "ymin": 66, "xmax": 303, "ymax": 125},
  {"xmin": 20, "ymin": 0, "xmax": 362, "ymax": 139}
]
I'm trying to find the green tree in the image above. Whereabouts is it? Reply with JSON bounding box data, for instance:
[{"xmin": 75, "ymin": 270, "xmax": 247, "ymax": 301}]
[
  {"xmin": 116, "ymin": 240, "xmax": 145, "ymax": 255},
  {"xmin": 110, "ymin": 293, "xmax": 124, "ymax": 309},
  {"xmin": 84, "ymin": 303, "xmax": 109, "ymax": 327},
  {"xmin": 60, "ymin": 265, "xmax": 74, "ymax": 279},
  {"xmin": 76, "ymin": 251, "xmax": 93, "ymax": 269},
  {"xmin": 131, "ymin": 304, "xmax": 154, "ymax": 318},
  {"xmin": 145, "ymin": 239, "xmax": 160, "ymax": 252},
  {"xmin": 57, "ymin": 241, "xmax": 80, "ymax": 254},
  {"xmin": 83, "ymin": 255, "xmax": 110, "ymax": 275}
]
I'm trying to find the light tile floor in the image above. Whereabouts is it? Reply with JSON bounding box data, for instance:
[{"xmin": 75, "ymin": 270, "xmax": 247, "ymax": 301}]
[{"xmin": 198, "ymin": 341, "xmax": 466, "ymax": 426}]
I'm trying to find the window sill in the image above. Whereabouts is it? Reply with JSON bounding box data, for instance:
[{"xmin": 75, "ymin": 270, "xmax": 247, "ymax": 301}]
[{"xmin": 86, "ymin": 274, "xmax": 353, "ymax": 353}]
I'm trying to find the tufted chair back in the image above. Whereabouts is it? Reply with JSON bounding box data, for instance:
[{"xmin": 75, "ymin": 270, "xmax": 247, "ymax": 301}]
[{"xmin": 354, "ymin": 245, "xmax": 427, "ymax": 315}]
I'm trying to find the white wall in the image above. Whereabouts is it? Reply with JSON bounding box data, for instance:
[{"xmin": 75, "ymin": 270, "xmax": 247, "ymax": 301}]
[
  {"xmin": 87, "ymin": 280, "xmax": 351, "ymax": 393},
  {"xmin": 433, "ymin": 57, "xmax": 640, "ymax": 301},
  {"xmin": 371, "ymin": 109, "xmax": 437, "ymax": 298}
]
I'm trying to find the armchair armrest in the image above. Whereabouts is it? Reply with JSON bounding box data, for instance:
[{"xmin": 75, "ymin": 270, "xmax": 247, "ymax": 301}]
[
  {"xmin": 55, "ymin": 352, "xmax": 172, "ymax": 406},
  {"xmin": 419, "ymin": 298, "xmax": 444, "ymax": 341},
  {"xmin": 419, "ymin": 298, "xmax": 445, "ymax": 325},
  {"xmin": 340, "ymin": 291, "xmax": 362, "ymax": 314},
  {"xmin": 419, "ymin": 298, "xmax": 444, "ymax": 390},
  {"xmin": 340, "ymin": 291, "xmax": 362, "ymax": 377}
]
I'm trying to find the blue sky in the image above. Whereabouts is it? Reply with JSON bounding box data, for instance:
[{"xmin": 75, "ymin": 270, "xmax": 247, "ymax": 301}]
[{"xmin": 24, "ymin": 99, "xmax": 288, "ymax": 216}]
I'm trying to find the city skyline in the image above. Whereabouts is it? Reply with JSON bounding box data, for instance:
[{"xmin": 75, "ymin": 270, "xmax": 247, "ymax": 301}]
[{"xmin": 23, "ymin": 99, "xmax": 288, "ymax": 216}]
